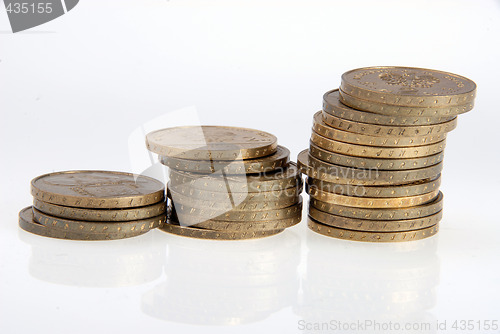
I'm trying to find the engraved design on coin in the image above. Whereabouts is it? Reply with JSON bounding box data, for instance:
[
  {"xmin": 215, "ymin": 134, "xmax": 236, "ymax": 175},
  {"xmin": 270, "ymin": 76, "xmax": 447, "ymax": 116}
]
[{"xmin": 379, "ymin": 71, "xmax": 440, "ymax": 90}]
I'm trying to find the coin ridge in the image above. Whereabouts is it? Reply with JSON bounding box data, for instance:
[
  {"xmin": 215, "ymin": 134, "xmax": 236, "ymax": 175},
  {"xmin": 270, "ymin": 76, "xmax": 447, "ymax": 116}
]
[{"xmin": 190, "ymin": 214, "xmax": 302, "ymax": 232}]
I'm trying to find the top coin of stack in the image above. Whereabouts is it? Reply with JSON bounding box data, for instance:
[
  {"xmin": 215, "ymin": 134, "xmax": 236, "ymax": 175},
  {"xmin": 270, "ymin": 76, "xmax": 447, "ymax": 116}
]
[
  {"xmin": 299, "ymin": 66, "xmax": 476, "ymax": 242},
  {"xmin": 19, "ymin": 171, "xmax": 167, "ymax": 240},
  {"xmin": 146, "ymin": 126, "xmax": 303, "ymax": 240}
]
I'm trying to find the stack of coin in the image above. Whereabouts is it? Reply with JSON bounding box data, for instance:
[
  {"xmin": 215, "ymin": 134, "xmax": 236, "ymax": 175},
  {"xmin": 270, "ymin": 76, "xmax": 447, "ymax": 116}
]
[
  {"xmin": 146, "ymin": 126, "xmax": 303, "ymax": 240},
  {"xmin": 19, "ymin": 171, "xmax": 167, "ymax": 240},
  {"xmin": 299, "ymin": 66, "xmax": 476, "ymax": 242}
]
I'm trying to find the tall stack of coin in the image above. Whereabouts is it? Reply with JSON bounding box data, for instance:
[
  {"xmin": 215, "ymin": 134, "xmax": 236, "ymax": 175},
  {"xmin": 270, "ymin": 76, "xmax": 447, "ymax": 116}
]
[
  {"xmin": 146, "ymin": 126, "xmax": 303, "ymax": 240},
  {"xmin": 19, "ymin": 171, "xmax": 167, "ymax": 240},
  {"xmin": 299, "ymin": 66, "xmax": 476, "ymax": 242}
]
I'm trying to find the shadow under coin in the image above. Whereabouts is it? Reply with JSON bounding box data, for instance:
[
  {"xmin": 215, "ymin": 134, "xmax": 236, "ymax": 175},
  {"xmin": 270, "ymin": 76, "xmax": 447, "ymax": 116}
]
[{"xmin": 142, "ymin": 229, "xmax": 301, "ymax": 326}]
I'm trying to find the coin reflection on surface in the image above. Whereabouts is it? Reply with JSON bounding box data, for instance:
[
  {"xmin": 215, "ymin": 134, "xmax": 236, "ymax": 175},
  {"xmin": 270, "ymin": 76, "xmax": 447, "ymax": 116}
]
[
  {"xmin": 295, "ymin": 230, "xmax": 440, "ymax": 333},
  {"xmin": 19, "ymin": 228, "xmax": 165, "ymax": 287},
  {"xmin": 142, "ymin": 229, "xmax": 300, "ymax": 325}
]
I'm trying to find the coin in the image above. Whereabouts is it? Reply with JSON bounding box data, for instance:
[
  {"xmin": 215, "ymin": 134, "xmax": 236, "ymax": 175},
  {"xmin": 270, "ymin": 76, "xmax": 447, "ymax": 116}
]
[
  {"xmin": 168, "ymin": 162, "xmax": 302, "ymax": 193},
  {"xmin": 340, "ymin": 66, "xmax": 476, "ymax": 107},
  {"xmin": 308, "ymin": 206, "xmax": 442, "ymax": 232},
  {"xmin": 309, "ymin": 142, "xmax": 444, "ymax": 170},
  {"xmin": 312, "ymin": 112, "xmax": 446, "ymax": 147},
  {"xmin": 339, "ymin": 89, "xmax": 474, "ymax": 117},
  {"xmin": 160, "ymin": 146, "xmax": 290, "ymax": 174},
  {"xmin": 31, "ymin": 171, "xmax": 165, "ymax": 209},
  {"xmin": 311, "ymin": 132, "xmax": 446, "ymax": 159},
  {"xmin": 307, "ymin": 186, "xmax": 439, "ymax": 208},
  {"xmin": 19, "ymin": 207, "xmax": 153, "ymax": 240},
  {"xmin": 146, "ymin": 126, "xmax": 278, "ymax": 160},
  {"xmin": 190, "ymin": 214, "xmax": 302, "ymax": 232},
  {"xmin": 307, "ymin": 217, "xmax": 439, "ymax": 242},
  {"xmin": 307, "ymin": 176, "xmax": 441, "ymax": 197},
  {"xmin": 309, "ymin": 191, "xmax": 443, "ymax": 221},
  {"xmin": 33, "ymin": 199, "xmax": 166, "ymax": 222},
  {"xmin": 297, "ymin": 150, "xmax": 443, "ymax": 185},
  {"xmin": 321, "ymin": 111, "xmax": 458, "ymax": 137},
  {"xmin": 159, "ymin": 221, "xmax": 284, "ymax": 240},
  {"xmin": 323, "ymin": 90, "xmax": 456, "ymax": 125}
]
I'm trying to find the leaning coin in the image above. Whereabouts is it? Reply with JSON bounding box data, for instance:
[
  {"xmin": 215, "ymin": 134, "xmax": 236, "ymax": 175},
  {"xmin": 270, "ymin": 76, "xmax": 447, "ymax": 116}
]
[
  {"xmin": 312, "ymin": 111, "xmax": 446, "ymax": 147},
  {"xmin": 323, "ymin": 89, "xmax": 456, "ymax": 125},
  {"xmin": 309, "ymin": 141, "xmax": 444, "ymax": 170},
  {"xmin": 190, "ymin": 214, "xmax": 302, "ymax": 232},
  {"xmin": 308, "ymin": 206, "xmax": 442, "ymax": 232},
  {"xmin": 146, "ymin": 126, "xmax": 277, "ymax": 160},
  {"xmin": 307, "ymin": 176, "xmax": 441, "ymax": 197},
  {"xmin": 31, "ymin": 170, "xmax": 165, "ymax": 209},
  {"xmin": 322, "ymin": 111, "xmax": 457, "ymax": 137},
  {"xmin": 160, "ymin": 146, "xmax": 290, "ymax": 174},
  {"xmin": 33, "ymin": 199, "xmax": 166, "ymax": 222},
  {"xmin": 307, "ymin": 218, "xmax": 439, "ymax": 242},
  {"xmin": 340, "ymin": 66, "xmax": 476, "ymax": 107},
  {"xmin": 309, "ymin": 191, "xmax": 443, "ymax": 221}
]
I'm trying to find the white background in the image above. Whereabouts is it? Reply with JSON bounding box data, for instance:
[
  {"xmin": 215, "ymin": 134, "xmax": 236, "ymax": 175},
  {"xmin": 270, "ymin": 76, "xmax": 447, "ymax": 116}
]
[{"xmin": 1, "ymin": 0, "xmax": 499, "ymax": 333}]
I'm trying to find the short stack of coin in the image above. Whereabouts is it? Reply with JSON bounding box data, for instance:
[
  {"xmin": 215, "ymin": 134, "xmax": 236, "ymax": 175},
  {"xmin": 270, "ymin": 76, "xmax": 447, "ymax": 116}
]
[
  {"xmin": 19, "ymin": 171, "xmax": 167, "ymax": 240},
  {"xmin": 146, "ymin": 126, "xmax": 303, "ymax": 240},
  {"xmin": 298, "ymin": 66, "xmax": 476, "ymax": 242}
]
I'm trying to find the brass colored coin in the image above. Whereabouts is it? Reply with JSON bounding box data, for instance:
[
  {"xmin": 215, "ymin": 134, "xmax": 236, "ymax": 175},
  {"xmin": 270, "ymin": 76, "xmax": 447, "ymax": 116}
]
[
  {"xmin": 307, "ymin": 186, "xmax": 439, "ymax": 208},
  {"xmin": 312, "ymin": 111, "xmax": 446, "ymax": 147},
  {"xmin": 322, "ymin": 111, "xmax": 457, "ymax": 137},
  {"xmin": 191, "ymin": 214, "xmax": 302, "ymax": 232},
  {"xmin": 307, "ymin": 176, "xmax": 441, "ymax": 198},
  {"xmin": 146, "ymin": 126, "xmax": 278, "ymax": 160},
  {"xmin": 159, "ymin": 221, "xmax": 284, "ymax": 240},
  {"xmin": 168, "ymin": 162, "xmax": 302, "ymax": 193},
  {"xmin": 339, "ymin": 89, "xmax": 474, "ymax": 117},
  {"xmin": 173, "ymin": 197, "xmax": 303, "ymax": 222},
  {"xmin": 19, "ymin": 207, "xmax": 155, "ymax": 240},
  {"xmin": 307, "ymin": 218, "xmax": 439, "ymax": 242},
  {"xmin": 308, "ymin": 206, "xmax": 442, "ymax": 232},
  {"xmin": 31, "ymin": 171, "xmax": 165, "ymax": 209},
  {"xmin": 309, "ymin": 191, "xmax": 444, "ymax": 221},
  {"xmin": 168, "ymin": 186, "xmax": 301, "ymax": 210},
  {"xmin": 33, "ymin": 199, "xmax": 166, "ymax": 222},
  {"xmin": 309, "ymin": 142, "xmax": 444, "ymax": 170},
  {"xmin": 311, "ymin": 132, "xmax": 446, "ymax": 159},
  {"xmin": 160, "ymin": 146, "xmax": 290, "ymax": 174},
  {"xmin": 322, "ymin": 90, "xmax": 456, "ymax": 125},
  {"xmin": 32, "ymin": 207, "xmax": 165, "ymax": 234},
  {"xmin": 297, "ymin": 150, "xmax": 443, "ymax": 185},
  {"xmin": 340, "ymin": 66, "xmax": 476, "ymax": 107}
]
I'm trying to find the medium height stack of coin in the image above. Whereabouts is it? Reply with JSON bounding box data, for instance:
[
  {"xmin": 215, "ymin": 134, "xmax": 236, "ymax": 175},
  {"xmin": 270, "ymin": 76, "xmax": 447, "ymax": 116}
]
[
  {"xmin": 146, "ymin": 126, "xmax": 303, "ymax": 240},
  {"xmin": 19, "ymin": 171, "xmax": 167, "ymax": 240},
  {"xmin": 298, "ymin": 66, "xmax": 476, "ymax": 242}
]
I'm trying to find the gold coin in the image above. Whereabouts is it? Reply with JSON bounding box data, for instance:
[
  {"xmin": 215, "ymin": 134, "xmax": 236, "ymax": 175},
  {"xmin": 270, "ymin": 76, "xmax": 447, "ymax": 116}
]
[
  {"xmin": 323, "ymin": 90, "xmax": 455, "ymax": 125},
  {"xmin": 159, "ymin": 221, "xmax": 283, "ymax": 240},
  {"xmin": 33, "ymin": 199, "xmax": 166, "ymax": 222},
  {"xmin": 31, "ymin": 171, "xmax": 165, "ymax": 209},
  {"xmin": 308, "ymin": 206, "xmax": 442, "ymax": 232},
  {"xmin": 190, "ymin": 214, "xmax": 302, "ymax": 232},
  {"xmin": 160, "ymin": 145, "xmax": 289, "ymax": 174},
  {"xmin": 168, "ymin": 162, "xmax": 302, "ymax": 193},
  {"xmin": 307, "ymin": 218, "xmax": 439, "ymax": 242},
  {"xmin": 311, "ymin": 132, "xmax": 446, "ymax": 159},
  {"xmin": 312, "ymin": 111, "xmax": 446, "ymax": 147},
  {"xmin": 340, "ymin": 66, "xmax": 476, "ymax": 107},
  {"xmin": 339, "ymin": 89, "xmax": 474, "ymax": 117},
  {"xmin": 322, "ymin": 111, "xmax": 457, "ymax": 137},
  {"xmin": 173, "ymin": 197, "xmax": 303, "ymax": 222},
  {"xmin": 19, "ymin": 207, "xmax": 156, "ymax": 240},
  {"xmin": 309, "ymin": 142, "xmax": 444, "ymax": 170},
  {"xmin": 309, "ymin": 191, "xmax": 443, "ymax": 221},
  {"xmin": 146, "ymin": 126, "xmax": 278, "ymax": 160},
  {"xmin": 307, "ymin": 176, "xmax": 440, "ymax": 197},
  {"xmin": 297, "ymin": 150, "xmax": 443, "ymax": 185},
  {"xmin": 307, "ymin": 186, "xmax": 439, "ymax": 208}
]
